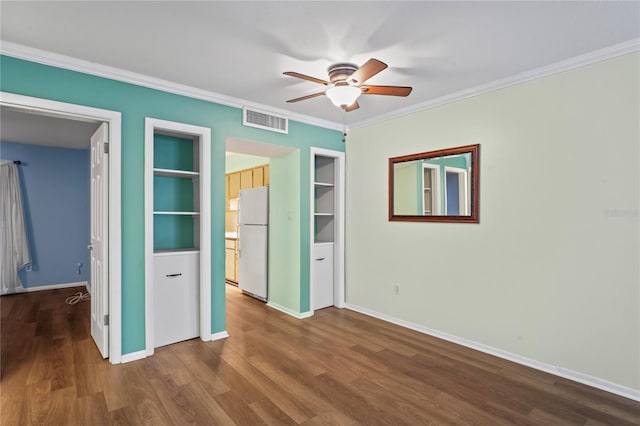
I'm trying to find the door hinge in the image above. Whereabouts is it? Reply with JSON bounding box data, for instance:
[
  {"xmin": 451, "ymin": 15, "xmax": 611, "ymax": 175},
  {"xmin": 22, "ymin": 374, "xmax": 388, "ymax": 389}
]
[
  {"xmin": 104, "ymin": 142, "xmax": 109, "ymax": 154},
  {"xmin": 104, "ymin": 314, "xmax": 109, "ymax": 326}
]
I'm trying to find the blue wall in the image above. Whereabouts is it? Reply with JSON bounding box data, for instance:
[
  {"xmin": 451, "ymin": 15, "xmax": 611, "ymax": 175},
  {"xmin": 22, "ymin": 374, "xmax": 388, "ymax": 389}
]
[{"xmin": 0, "ymin": 142, "xmax": 90, "ymax": 287}]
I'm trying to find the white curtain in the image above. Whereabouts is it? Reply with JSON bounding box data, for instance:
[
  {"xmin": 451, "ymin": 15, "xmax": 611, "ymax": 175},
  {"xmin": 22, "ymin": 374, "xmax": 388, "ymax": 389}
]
[{"xmin": 0, "ymin": 160, "xmax": 30, "ymax": 293}]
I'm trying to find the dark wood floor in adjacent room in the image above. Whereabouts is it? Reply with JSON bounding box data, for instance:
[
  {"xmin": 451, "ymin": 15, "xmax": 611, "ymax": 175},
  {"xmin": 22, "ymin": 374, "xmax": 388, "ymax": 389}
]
[{"xmin": 1, "ymin": 284, "xmax": 639, "ymax": 425}]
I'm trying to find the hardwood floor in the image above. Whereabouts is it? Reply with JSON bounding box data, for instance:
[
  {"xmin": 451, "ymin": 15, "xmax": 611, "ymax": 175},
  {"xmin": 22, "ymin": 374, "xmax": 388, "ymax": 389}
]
[{"xmin": 2, "ymin": 285, "xmax": 639, "ymax": 425}]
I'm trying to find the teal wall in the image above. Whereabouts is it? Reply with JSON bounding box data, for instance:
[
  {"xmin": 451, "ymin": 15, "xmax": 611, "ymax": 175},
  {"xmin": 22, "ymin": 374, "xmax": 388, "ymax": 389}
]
[
  {"xmin": 154, "ymin": 134, "xmax": 195, "ymax": 171},
  {"xmin": 153, "ymin": 134, "xmax": 196, "ymax": 250},
  {"xmin": 0, "ymin": 55, "xmax": 343, "ymax": 354}
]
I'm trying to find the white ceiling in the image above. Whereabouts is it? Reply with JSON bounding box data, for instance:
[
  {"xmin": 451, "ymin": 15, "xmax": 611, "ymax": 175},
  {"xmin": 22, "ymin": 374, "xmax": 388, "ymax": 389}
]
[
  {"xmin": 0, "ymin": 107, "xmax": 101, "ymax": 149},
  {"xmin": 1, "ymin": 1, "xmax": 639, "ymax": 130}
]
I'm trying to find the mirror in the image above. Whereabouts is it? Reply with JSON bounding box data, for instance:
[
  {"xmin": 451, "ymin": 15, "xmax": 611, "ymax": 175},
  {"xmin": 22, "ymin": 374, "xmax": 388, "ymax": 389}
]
[{"xmin": 389, "ymin": 144, "xmax": 479, "ymax": 223}]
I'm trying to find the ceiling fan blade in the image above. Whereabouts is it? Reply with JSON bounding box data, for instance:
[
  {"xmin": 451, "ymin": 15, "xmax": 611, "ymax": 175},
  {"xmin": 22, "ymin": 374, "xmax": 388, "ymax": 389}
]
[
  {"xmin": 348, "ymin": 58, "xmax": 388, "ymax": 85},
  {"xmin": 286, "ymin": 91, "xmax": 326, "ymax": 103},
  {"xmin": 360, "ymin": 85, "xmax": 412, "ymax": 97},
  {"xmin": 283, "ymin": 71, "xmax": 330, "ymax": 85},
  {"xmin": 344, "ymin": 101, "xmax": 359, "ymax": 112}
]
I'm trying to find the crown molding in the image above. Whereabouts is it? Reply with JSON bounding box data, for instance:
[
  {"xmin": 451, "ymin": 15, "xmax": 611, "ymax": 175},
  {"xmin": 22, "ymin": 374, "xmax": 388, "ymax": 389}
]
[
  {"xmin": 351, "ymin": 38, "xmax": 640, "ymax": 129},
  {"xmin": 3, "ymin": 38, "xmax": 638, "ymax": 133},
  {"xmin": 0, "ymin": 41, "xmax": 343, "ymax": 132}
]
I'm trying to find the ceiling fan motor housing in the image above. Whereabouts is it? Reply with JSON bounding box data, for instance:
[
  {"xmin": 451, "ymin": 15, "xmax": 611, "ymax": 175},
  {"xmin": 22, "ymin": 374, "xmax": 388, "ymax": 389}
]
[{"xmin": 328, "ymin": 63, "xmax": 358, "ymax": 84}]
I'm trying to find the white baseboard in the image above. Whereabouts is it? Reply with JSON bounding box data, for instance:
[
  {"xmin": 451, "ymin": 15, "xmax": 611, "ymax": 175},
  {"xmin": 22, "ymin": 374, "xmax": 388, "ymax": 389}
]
[
  {"xmin": 266, "ymin": 301, "xmax": 314, "ymax": 319},
  {"xmin": 210, "ymin": 331, "xmax": 230, "ymax": 341},
  {"xmin": 1, "ymin": 281, "xmax": 88, "ymax": 296},
  {"xmin": 345, "ymin": 303, "xmax": 640, "ymax": 402},
  {"xmin": 120, "ymin": 350, "xmax": 147, "ymax": 364}
]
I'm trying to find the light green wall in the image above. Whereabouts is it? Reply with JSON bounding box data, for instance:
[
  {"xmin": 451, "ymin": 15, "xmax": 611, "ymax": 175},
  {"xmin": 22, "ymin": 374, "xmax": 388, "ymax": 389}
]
[
  {"xmin": 225, "ymin": 153, "xmax": 269, "ymax": 173},
  {"xmin": 0, "ymin": 55, "xmax": 343, "ymax": 354},
  {"xmin": 393, "ymin": 162, "xmax": 419, "ymax": 215},
  {"xmin": 268, "ymin": 150, "xmax": 301, "ymax": 311},
  {"xmin": 346, "ymin": 53, "xmax": 639, "ymax": 391}
]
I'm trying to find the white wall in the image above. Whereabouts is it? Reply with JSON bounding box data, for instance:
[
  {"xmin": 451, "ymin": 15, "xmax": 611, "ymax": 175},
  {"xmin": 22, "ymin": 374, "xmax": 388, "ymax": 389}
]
[{"xmin": 345, "ymin": 53, "xmax": 639, "ymax": 394}]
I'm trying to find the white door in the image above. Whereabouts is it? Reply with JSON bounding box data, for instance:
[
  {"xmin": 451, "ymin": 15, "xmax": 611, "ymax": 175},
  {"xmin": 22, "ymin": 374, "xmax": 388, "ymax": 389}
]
[
  {"xmin": 238, "ymin": 187, "xmax": 268, "ymax": 225},
  {"xmin": 312, "ymin": 243, "xmax": 334, "ymax": 309},
  {"xmin": 90, "ymin": 123, "xmax": 109, "ymax": 358},
  {"xmin": 238, "ymin": 224, "xmax": 267, "ymax": 299}
]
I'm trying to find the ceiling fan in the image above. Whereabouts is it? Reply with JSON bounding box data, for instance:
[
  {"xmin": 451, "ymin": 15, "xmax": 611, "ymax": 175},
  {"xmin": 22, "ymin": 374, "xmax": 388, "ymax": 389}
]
[{"xmin": 284, "ymin": 58, "xmax": 412, "ymax": 111}]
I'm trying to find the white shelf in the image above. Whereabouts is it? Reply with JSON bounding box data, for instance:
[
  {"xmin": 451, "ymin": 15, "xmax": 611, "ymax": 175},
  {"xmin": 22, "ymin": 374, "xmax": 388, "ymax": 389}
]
[
  {"xmin": 314, "ymin": 182, "xmax": 334, "ymax": 188},
  {"xmin": 154, "ymin": 248, "xmax": 200, "ymax": 256},
  {"xmin": 153, "ymin": 168, "xmax": 199, "ymax": 178},
  {"xmin": 154, "ymin": 211, "xmax": 200, "ymax": 215},
  {"xmin": 314, "ymin": 212, "xmax": 334, "ymax": 216}
]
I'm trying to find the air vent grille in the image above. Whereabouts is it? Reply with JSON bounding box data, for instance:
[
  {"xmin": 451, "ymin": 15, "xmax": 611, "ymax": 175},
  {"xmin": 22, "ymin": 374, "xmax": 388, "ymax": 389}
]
[{"xmin": 243, "ymin": 107, "xmax": 288, "ymax": 134}]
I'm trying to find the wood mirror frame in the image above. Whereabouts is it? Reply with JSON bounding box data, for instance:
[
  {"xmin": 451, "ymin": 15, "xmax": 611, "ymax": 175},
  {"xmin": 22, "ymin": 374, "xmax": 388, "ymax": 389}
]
[{"xmin": 389, "ymin": 144, "xmax": 479, "ymax": 223}]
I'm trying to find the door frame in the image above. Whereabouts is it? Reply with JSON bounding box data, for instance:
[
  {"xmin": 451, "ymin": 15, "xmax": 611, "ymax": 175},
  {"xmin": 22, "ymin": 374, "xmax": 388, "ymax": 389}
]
[
  {"xmin": 309, "ymin": 147, "xmax": 345, "ymax": 311},
  {"xmin": 1, "ymin": 91, "xmax": 123, "ymax": 364},
  {"xmin": 443, "ymin": 166, "xmax": 469, "ymax": 215},
  {"xmin": 422, "ymin": 163, "xmax": 442, "ymax": 215},
  {"xmin": 144, "ymin": 118, "xmax": 212, "ymax": 356}
]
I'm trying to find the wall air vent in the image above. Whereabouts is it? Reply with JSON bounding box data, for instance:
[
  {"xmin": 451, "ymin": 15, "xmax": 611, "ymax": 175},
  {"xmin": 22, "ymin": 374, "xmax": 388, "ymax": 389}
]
[{"xmin": 243, "ymin": 107, "xmax": 288, "ymax": 134}]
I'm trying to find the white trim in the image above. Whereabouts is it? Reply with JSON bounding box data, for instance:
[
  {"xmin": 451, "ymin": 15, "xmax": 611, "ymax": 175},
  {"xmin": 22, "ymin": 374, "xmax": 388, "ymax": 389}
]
[
  {"xmin": 0, "ymin": 92, "xmax": 122, "ymax": 364},
  {"xmin": 144, "ymin": 118, "xmax": 212, "ymax": 357},
  {"xmin": 210, "ymin": 331, "xmax": 230, "ymax": 341},
  {"xmin": 309, "ymin": 147, "xmax": 346, "ymax": 311},
  {"xmin": 345, "ymin": 303, "xmax": 640, "ymax": 402},
  {"xmin": 266, "ymin": 302, "xmax": 314, "ymax": 319},
  {"xmin": 0, "ymin": 281, "xmax": 88, "ymax": 295},
  {"xmin": 352, "ymin": 38, "xmax": 640, "ymax": 129},
  {"xmin": 121, "ymin": 350, "xmax": 147, "ymax": 364},
  {"xmin": 0, "ymin": 41, "xmax": 342, "ymax": 132}
]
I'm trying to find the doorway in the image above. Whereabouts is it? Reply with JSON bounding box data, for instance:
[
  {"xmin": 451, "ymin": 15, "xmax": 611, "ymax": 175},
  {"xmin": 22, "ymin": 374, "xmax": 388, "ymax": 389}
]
[
  {"xmin": 225, "ymin": 137, "xmax": 295, "ymax": 306},
  {"xmin": 444, "ymin": 166, "xmax": 469, "ymax": 216},
  {"xmin": 0, "ymin": 92, "xmax": 123, "ymax": 363}
]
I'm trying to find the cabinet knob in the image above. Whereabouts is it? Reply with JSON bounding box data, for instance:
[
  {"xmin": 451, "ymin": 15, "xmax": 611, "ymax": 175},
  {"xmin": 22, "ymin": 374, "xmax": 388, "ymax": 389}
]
[
  {"xmin": 315, "ymin": 257, "xmax": 325, "ymax": 261},
  {"xmin": 166, "ymin": 273, "xmax": 182, "ymax": 278}
]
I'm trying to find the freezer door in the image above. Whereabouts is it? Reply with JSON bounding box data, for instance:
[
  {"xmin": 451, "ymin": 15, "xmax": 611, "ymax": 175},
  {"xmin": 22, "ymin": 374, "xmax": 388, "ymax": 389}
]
[
  {"xmin": 238, "ymin": 187, "xmax": 268, "ymax": 225},
  {"xmin": 238, "ymin": 224, "xmax": 268, "ymax": 299}
]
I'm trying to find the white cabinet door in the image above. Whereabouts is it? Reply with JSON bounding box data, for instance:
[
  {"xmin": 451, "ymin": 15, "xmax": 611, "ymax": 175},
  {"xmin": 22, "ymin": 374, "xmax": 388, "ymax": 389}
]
[
  {"xmin": 312, "ymin": 243, "xmax": 334, "ymax": 310},
  {"xmin": 154, "ymin": 252, "xmax": 199, "ymax": 347}
]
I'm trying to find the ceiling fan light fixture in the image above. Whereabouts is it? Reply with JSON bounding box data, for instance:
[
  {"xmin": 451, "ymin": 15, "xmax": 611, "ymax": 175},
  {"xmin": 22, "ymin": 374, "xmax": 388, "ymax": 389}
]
[{"xmin": 326, "ymin": 85, "xmax": 361, "ymax": 109}]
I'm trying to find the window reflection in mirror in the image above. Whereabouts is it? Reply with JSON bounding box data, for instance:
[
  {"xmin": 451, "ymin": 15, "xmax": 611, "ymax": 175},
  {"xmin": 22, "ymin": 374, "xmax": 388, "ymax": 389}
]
[{"xmin": 389, "ymin": 144, "xmax": 479, "ymax": 223}]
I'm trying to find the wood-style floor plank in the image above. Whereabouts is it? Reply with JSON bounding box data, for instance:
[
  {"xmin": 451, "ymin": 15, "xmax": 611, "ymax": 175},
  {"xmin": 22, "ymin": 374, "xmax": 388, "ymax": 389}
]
[{"xmin": 2, "ymin": 285, "xmax": 639, "ymax": 425}]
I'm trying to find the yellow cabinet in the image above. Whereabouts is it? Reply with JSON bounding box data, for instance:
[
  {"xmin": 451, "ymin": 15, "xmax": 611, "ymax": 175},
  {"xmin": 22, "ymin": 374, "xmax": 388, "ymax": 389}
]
[
  {"xmin": 240, "ymin": 169, "xmax": 253, "ymax": 190},
  {"xmin": 253, "ymin": 166, "xmax": 264, "ymax": 187},
  {"xmin": 228, "ymin": 172, "xmax": 241, "ymax": 200}
]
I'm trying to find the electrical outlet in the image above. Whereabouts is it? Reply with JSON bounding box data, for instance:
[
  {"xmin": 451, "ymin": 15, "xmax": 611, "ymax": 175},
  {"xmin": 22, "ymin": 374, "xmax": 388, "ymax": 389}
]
[
  {"xmin": 25, "ymin": 263, "xmax": 32, "ymax": 272},
  {"xmin": 393, "ymin": 284, "xmax": 400, "ymax": 295}
]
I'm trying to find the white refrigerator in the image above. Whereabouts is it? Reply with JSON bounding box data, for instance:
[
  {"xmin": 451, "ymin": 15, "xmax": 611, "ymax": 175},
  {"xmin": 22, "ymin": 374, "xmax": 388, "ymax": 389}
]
[{"xmin": 238, "ymin": 186, "xmax": 268, "ymax": 300}]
